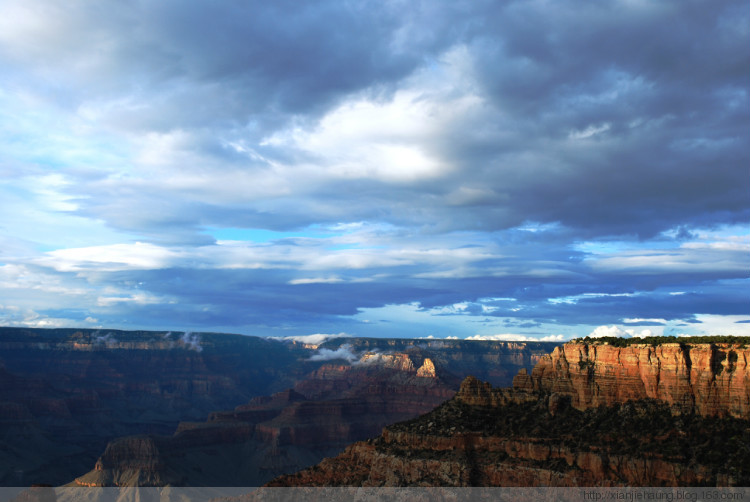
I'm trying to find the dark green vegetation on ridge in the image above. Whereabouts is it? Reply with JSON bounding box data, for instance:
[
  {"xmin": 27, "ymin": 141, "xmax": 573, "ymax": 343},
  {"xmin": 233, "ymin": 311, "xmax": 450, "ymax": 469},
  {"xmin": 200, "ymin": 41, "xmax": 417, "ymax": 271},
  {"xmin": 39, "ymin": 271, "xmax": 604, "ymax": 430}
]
[{"xmin": 572, "ymin": 335, "xmax": 749, "ymax": 348}]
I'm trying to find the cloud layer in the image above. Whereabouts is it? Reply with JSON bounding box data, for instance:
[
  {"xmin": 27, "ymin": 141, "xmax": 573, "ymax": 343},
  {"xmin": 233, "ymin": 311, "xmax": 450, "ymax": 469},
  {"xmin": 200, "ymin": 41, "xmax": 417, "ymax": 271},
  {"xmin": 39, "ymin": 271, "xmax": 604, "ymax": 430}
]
[{"xmin": 0, "ymin": 0, "xmax": 747, "ymax": 340}]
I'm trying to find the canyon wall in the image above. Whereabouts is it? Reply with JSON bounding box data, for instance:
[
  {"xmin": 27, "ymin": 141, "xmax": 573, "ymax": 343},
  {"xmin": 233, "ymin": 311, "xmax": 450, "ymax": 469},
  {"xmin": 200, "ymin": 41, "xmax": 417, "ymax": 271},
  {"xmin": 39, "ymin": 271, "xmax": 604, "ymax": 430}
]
[{"xmin": 518, "ymin": 342, "xmax": 750, "ymax": 418}]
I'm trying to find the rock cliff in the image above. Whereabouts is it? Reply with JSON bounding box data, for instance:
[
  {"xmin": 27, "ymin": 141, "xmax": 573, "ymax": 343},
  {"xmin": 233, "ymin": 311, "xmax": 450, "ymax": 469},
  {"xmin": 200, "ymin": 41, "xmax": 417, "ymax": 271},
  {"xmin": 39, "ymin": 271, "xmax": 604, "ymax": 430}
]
[{"xmin": 524, "ymin": 342, "xmax": 750, "ymax": 417}]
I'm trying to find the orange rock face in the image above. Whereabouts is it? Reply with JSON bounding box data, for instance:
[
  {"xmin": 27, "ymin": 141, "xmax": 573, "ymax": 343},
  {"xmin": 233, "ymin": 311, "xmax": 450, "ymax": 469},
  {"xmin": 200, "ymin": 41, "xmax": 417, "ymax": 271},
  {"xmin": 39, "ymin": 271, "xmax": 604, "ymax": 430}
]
[
  {"xmin": 416, "ymin": 358, "xmax": 436, "ymax": 378},
  {"xmin": 529, "ymin": 343, "xmax": 750, "ymax": 417}
]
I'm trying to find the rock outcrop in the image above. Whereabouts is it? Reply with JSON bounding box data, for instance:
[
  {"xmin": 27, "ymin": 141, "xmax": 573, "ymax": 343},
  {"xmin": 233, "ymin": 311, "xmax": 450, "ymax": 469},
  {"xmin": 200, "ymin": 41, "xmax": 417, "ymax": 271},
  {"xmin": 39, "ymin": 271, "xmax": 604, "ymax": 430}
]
[
  {"xmin": 416, "ymin": 358, "xmax": 436, "ymax": 378},
  {"xmin": 74, "ymin": 436, "xmax": 178, "ymax": 487},
  {"xmin": 330, "ymin": 338, "xmax": 556, "ymax": 388}
]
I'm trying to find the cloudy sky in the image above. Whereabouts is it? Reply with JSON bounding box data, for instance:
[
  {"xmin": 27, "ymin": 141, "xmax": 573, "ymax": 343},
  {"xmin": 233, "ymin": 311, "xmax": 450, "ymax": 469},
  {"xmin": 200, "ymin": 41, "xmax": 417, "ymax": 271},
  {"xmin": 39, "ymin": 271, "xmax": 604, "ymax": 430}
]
[{"xmin": 0, "ymin": 0, "xmax": 748, "ymax": 340}]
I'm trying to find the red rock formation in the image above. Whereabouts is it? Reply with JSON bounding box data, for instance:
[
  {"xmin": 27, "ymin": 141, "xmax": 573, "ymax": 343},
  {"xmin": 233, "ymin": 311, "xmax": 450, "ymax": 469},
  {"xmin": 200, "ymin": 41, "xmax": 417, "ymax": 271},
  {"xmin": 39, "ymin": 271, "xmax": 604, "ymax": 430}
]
[
  {"xmin": 272, "ymin": 427, "xmax": 722, "ymax": 487},
  {"xmin": 359, "ymin": 353, "xmax": 415, "ymax": 371},
  {"xmin": 528, "ymin": 342, "xmax": 750, "ymax": 417},
  {"xmin": 416, "ymin": 358, "xmax": 436, "ymax": 378},
  {"xmin": 214, "ymin": 353, "xmax": 456, "ymax": 452}
]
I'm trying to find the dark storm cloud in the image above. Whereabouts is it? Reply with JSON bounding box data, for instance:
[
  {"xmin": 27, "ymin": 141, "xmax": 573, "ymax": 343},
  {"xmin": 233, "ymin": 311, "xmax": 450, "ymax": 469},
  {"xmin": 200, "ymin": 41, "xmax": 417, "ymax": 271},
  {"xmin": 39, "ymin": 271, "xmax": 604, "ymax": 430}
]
[
  {"xmin": 6, "ymin": 0, "xmax": 742, "ymax": 240},
  {"xmin": 1, "ymin": 1, "xmax": 448, "ymax": 130},
  {"xmin": 424, "ymin": 0, "xmax": 749, "ymax": 237}
]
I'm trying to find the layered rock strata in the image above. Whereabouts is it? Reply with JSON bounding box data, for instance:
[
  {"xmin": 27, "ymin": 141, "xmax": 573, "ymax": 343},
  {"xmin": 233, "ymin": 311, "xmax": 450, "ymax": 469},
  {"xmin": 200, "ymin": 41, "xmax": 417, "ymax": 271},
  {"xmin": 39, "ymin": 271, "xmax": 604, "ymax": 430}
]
[{"xmin": 522, "ymin": 342, "xmax": 750, "ymax": 418}]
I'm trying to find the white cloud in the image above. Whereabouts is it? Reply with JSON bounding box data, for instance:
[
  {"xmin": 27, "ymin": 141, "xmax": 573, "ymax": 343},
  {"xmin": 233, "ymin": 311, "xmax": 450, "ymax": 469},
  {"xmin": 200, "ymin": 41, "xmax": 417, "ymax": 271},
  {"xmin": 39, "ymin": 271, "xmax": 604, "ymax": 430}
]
[
  {"xmin": 308, "ymin": 344, "xmax": 358, "ymax": 363},
  {"xmin": 288, "ymin": 277, "xmax": 345, "ymax": 285},
  {"xmin": 96, "ymin": 292, "xmax": 167, "ymax": 307},
  {"xmin": 260, "ymin": 46, "xmax": 486, "ymax": 186},
  {"xmin": 629, "ymin": 329, "xmax": 655, "ymax": 338},
  {"xmin": 568, "ymin": 122, "xmax": 611, "ymax": 140},
  {"xmin": 92, "ymin": 332, "xmax": 118, "ymax": 347},
  {"xmin": 466, "ymin": 333, "xmax": 566, "ymax": 342},
  {"xmin": 589, "ymin": 325, "xmax": 628, "ymax": 338},
  {"xmin": 179, "ymin": 331, "xmax": 202, "ymax": 352},
  {"xmin": 0, "ymin": 264, "xmax": 89, "ymax": 295},
  {"xmin": 28, "ymin": 231, "xmax": 510, "ymax": 279},
  {"xmin": 586, "ymin": 244, "xmax": 750, "ymax": 274},
  {"xmin": 588, "ymin": 325, "xmax": 655, "ymax": 338},
  {"xmin": 540, "ymin": 335, "xmax": 567, "ymax": 342},
  {"xmin": 682, "ymin": 236, "xmax": 750, "ymax": 252},
  {"xmin": 548, "ymin": 292, "xmax": 637, "ymax": 305},
  {"xmin": 0, "ymin": 304, "xmax": 80, "ymax": 328},
  {"xmin": 691, "ymin": 315, "xmax": 750, "ymax": 337},
  {"xmin": 264, "ymin": 90, "xmax": 450, "ymax": 183},
  {"xmin": 623, "ymin": 318, "xmax": 667, "ymax": 324},
  {"xmin": 40, "ymin": 242, "xmax": 180, "ymax": 272},
  {"xmin": 279, "ymin": 333, "xmax": 351, "ymax": 346}
]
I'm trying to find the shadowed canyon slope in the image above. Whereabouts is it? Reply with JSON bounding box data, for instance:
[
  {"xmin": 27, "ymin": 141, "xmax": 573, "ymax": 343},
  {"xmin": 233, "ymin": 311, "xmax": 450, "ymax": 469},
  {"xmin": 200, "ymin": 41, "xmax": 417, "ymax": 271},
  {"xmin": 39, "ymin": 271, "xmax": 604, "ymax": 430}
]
[
  {"xmin": 0, "ymin": 328, "xmax": 305, "ymax": 486},
  {"xmin": 0, "ymin": 327, "xmax": 556, "ymax": 486},
  {"xmin": 269, "ymin": 341, "xmax": 750, "ymax": 487},
  {"xmin": 70, "ymin": 354, "xmax": 453, "ymax": 487}
]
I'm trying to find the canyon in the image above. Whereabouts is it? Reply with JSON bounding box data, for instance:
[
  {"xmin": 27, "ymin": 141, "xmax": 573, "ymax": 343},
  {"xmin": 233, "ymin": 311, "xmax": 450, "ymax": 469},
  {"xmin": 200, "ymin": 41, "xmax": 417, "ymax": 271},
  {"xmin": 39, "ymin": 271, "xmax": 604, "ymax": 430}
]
[
  {"xmin": 7, "ymin": 328, "xmax": 747, "ymax": 489},
  {"xmin": 0, "ymin": 327, "xmax": 555, "ymax": 486},
  {"xmin": 70, "ymin": 355, "xmax": 454, "ymax": 487},
  {"xmin": 268, "ymin": 340, "xmax": 750, "ymax": 487}
]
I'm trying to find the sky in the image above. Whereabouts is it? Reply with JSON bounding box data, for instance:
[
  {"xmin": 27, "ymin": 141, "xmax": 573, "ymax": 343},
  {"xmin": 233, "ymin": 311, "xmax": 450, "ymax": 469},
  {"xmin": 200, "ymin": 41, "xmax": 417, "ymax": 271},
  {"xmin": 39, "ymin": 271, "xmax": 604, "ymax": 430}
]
[{"xmin": 0, "ymin": 0, "xmax": 748, "ymax": 341}]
